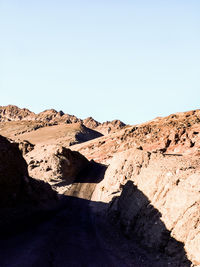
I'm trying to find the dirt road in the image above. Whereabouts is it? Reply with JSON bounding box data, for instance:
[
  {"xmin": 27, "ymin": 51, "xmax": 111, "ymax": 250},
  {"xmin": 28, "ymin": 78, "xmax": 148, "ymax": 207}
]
[
  {"xmin": 0, "ymin": 164, "xmax": 155, "ymax": 267},
  {"xmin": 0, "ymin": 193, "xmax": 157, "ymax": 267}
]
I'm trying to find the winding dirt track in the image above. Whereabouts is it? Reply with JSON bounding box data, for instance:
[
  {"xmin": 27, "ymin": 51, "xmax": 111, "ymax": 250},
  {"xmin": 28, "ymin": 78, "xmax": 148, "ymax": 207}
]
[
  {"xmin": 0, "ymin": 196, "xmax": 125, "ymax": 267},
  {"xmin": 0, "ymin": 165, "xmax": 153, "ymax": 267}
]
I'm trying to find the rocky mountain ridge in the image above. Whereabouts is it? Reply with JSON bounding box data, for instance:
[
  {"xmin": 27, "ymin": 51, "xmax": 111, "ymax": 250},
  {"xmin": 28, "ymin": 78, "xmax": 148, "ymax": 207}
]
[
  {"xmin": 72, "ymin": 108, "xmax": 200, "ymax": 164},
  {"xmin": 0, "ymin": 105, "xmax": 126, "ymax": 135}
]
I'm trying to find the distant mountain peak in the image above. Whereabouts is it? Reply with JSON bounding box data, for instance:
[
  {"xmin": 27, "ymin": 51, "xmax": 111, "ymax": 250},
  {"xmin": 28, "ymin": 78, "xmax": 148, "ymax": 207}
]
[{"xmin": 0, "ymin": 105, "xmax": 126, "ymax": 134}]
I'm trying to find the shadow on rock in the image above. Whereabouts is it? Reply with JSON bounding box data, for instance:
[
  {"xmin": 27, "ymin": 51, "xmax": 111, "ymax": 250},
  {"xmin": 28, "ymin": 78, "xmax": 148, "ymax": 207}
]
[
  {"xmin": 75, "ymin": 160, "xmax": 108, "ymax": 184},
  {"xmin": 0, "ymin": 190, "xmax": 193, "ymax": 267},
  {"xmin": 107, "ymin": 180, "xmax": 192, "ymax": 266}
]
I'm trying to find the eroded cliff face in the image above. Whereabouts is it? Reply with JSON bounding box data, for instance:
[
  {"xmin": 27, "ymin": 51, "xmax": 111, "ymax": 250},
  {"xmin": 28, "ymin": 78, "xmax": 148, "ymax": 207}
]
[{"xmin": 92, "ymin": 148, "xmax": 200, "ymax": 265}]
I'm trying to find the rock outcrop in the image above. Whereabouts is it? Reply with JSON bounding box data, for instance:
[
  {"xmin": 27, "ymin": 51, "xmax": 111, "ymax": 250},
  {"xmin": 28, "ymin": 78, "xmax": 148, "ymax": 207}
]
[
  {"xmin": 72, "ymin": 109, "xmax": 200, "ymax": 166},
  {"xmin": 119, "ymin": 109, "xmax": 200, "ymax": 156},
  {"xmin": 0, "ymin": 105, "xmax": 35, "ymax": 122},
  {"xmin": 0, "ymin": 135, "xmax": 57, "ymax": 207},
  {"xmin": 83, "ymin": 117, "xmax": 100, "ymax": 129},
  {"xmin": 83, "ymin": 117, "xmax": 126, "ymax": 134},
  {"xmin": 98, "ymin": 119, "xmax": 126, "ymax": 135},
  {"xmin": 25, "ymin": 145, "xmax": 89, "ymax": 187},
  {"xmin": 0, "ymin": 134, "xmax": 57, "ymax": 235},
  {"xmin": 92, "ymin": 148, "xmax": 200, "ymax": 266},
  {"xmin": 0, "ymin": 135, "xmax": 29, "ymax": 207}
]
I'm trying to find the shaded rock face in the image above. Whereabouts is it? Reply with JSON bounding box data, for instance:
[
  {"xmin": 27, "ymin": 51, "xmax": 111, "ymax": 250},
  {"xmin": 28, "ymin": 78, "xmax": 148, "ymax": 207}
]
[
  {"xmin": 92, "ymin": 148, "xmax": 200, "ymax": 265},
  {"xmin": 0, "ymin": 135, "xmax": 56, "ymax": 208},
  {"xmin": 73, "ymin": 124, "xmax": 103, "ymax": 144},
  {"xmin": 0, "ymin": 135, "xmax": 28, "ymax": 207},
  {"xmin": 25, "ymin": 145, "xmax": 89, "ymax": 186}
]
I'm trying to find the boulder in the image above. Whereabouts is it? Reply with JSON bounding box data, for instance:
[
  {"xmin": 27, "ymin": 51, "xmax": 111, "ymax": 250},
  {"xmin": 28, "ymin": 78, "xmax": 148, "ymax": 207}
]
[{"xmin": 25, "ymin": 144, "xmax": 89, "ymax": 185}]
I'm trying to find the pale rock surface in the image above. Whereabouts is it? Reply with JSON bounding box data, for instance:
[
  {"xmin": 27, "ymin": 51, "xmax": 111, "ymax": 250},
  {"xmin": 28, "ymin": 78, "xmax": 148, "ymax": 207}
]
[
  {"xmin": 25, "ymin": 144, "xmax": 89, "ymax": 188},
  {"xmin": 92, "ymin": 148, "xmax": 200, "ymax": 266}
]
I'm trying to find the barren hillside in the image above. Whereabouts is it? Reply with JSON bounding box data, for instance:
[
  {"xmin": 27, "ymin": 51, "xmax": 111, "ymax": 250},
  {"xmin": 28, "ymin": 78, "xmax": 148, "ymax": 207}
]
[{"xmin": 0, "ymin": 105, "xmax": 126, "ymax": 135}]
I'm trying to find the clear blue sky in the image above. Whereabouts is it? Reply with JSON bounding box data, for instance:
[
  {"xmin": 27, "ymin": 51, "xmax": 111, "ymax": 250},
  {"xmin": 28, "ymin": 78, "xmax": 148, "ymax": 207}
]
[{"xmin": 0, "ymin": 1, "xmax": 200, "ymax": 124}]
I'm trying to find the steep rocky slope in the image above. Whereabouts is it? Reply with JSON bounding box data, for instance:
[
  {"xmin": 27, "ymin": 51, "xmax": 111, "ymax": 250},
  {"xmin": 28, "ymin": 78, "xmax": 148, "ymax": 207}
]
[
  {"xmin": 70, "ymin": 109, "xmax": 200, "ymax": 266},
  {"xmin": 0, "ymin": 135, "xmax": 29, "ymax": 207}
]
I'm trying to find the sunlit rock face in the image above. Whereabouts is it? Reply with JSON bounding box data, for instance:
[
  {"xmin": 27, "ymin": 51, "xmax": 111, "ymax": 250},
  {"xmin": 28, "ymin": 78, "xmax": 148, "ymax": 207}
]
[
  {"xmin": 92, "ymin": 147, "xmax": 200, "ymax": 265},
  {"xmin": 0, "ymin": 105, "xmax": 126, "ymax": 136},
  {"xmin": 25, "ymin": 144, "xmax": 89, "ymax": 185}
]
